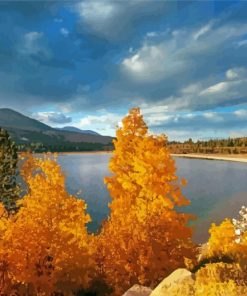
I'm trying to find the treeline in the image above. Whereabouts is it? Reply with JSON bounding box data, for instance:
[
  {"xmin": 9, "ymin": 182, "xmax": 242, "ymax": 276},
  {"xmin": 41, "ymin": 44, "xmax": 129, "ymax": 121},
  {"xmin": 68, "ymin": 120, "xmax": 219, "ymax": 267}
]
[
  {"xmin": 16, "ymin": 141, "xmax": 113, "ymax": 153},
  {"xmin": 168, "ymin": 137, "xmax": 247, "ymax": 154}
]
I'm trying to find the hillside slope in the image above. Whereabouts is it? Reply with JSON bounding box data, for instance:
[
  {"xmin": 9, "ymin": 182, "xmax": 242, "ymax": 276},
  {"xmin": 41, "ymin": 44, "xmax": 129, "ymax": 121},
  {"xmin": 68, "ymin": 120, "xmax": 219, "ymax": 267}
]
[
  {"xmin": 0, "ymin": 108, "xmax": 113, "ymax": 151},
  {"xmin": 0, "ymin": 108, "xmax": 51, "ymax": 131},
  {"xmin": 57, "ymin": 126, "xmax": 100, "ymax": 135}
]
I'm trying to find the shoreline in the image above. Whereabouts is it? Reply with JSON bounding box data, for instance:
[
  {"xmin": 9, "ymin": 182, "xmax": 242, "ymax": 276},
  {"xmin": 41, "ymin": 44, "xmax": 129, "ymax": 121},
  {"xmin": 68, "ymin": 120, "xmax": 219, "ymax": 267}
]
[
  {"xmin": 31, "ymin": 151, "xmax": 247, "ymax": 163},
  {"xmin": 58, "ymin": 150, "xmax": 112, "ymax": 154},
  {"xmin": 172, "ymin": 153, "xmax": 247, "ymax": 163}
]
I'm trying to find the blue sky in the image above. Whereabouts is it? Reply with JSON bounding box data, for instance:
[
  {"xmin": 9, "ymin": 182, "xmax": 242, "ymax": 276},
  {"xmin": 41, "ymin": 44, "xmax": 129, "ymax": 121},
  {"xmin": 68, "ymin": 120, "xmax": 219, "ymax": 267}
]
[{"xmin": 0, "ymin": 0, "xmax": 247, "ymax": 140}]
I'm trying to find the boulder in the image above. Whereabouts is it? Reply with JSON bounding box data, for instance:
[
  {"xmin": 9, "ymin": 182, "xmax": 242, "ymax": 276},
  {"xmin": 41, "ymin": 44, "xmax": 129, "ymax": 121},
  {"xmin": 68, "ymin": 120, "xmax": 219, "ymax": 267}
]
[
  {"xmin": 122, "ymin": 284, "xmax": 152, "ymax": 296},
  {"xmin": 150, "ymin": 268, "xmax": 195, "ymax": 296}
]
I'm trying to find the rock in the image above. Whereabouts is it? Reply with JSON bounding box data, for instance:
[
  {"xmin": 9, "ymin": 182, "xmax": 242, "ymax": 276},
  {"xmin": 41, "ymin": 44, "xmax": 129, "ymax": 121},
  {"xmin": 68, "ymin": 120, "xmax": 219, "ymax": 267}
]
[
  {"xmin": 122, "ymin": 284, "xmax": 152, "ymax": 296},
  {"xmin": 150, "ymin": 268, "xmax": 195, "ymax": 296}
]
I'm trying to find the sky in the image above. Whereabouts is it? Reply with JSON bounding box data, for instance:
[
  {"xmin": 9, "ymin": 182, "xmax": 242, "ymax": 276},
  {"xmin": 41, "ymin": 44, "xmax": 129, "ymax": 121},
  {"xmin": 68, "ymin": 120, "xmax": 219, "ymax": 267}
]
[{"xmin": 0, "ymin": 0, "xmax": 247, "ymax": 141}]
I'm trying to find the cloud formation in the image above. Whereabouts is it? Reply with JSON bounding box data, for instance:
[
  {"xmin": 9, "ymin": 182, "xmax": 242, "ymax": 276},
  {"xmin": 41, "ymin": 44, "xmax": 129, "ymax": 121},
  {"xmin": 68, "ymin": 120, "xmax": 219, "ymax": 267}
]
[
  {"xmin": 119, "ymin": 20, "xmax": 247, "ymax": 111},
  {"xmin": 76, "ymin": 0, "xmax": 170, "ymax": 40},
  {"xmin": 0, "ymin": 0, "xmax": 246, "ymax": 139},
  {"xmin": 35, "ymin": 112, "xmax": 72, "ymax": 125}
]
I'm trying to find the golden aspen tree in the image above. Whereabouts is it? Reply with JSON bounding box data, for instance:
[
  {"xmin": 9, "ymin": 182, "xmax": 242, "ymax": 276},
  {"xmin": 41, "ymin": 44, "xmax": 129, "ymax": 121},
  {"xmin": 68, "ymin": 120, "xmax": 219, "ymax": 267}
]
[
  {"xmin": 96, "ymin": 108, "xmax": 195, "ymax": 295},
  {"xmin": 0, "ymin": 155, "xmax": 93, "ymax": 295}
]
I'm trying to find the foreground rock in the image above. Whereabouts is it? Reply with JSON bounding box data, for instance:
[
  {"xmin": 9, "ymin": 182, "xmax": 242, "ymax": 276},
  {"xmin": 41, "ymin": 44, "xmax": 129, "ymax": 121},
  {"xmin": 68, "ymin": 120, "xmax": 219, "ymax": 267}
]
[
  {"xmin": 150, "ymin": 268, "xmax": 195, "ymax": 296},
  {"xmin": 122, "ymin": 284, "xmax": 152, "ymax": 296}
]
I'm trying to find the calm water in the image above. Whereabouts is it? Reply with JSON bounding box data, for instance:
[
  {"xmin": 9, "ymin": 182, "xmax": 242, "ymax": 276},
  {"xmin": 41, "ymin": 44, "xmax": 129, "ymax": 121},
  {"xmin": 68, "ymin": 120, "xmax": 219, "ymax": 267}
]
[{"xmin": 57, "ymin": 153, "xmax": 247, "ymax": 243}]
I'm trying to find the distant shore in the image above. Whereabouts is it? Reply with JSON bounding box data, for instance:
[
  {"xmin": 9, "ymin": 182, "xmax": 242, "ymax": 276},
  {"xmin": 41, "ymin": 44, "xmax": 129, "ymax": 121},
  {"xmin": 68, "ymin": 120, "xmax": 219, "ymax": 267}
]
[
  {"xmin": 172, "ymin": 153, "xmax": 247, "ymax": 163},
  {"xmin": 57, "ymin": 151, "xmax": 112, "ymax": 155},
  {"xmin": 59, "ymin": 151, "xmax": 247, "ymax": 164},
  {"xmin": 32, "ymin": 151, "xmax": 247, "ymax": 163}
]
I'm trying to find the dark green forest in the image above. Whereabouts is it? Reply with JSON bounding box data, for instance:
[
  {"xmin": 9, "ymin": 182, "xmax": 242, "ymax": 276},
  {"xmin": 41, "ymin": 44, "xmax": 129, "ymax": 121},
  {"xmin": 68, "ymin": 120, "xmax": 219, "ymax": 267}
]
[{"xmin": 168, "ymin": 137, "xmax": 247, "ymax": 154}]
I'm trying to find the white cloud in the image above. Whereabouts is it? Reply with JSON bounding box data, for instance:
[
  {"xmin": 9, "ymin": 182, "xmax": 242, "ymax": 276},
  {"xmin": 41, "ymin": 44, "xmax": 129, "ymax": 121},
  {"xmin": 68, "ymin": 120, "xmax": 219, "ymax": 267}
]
[
  {"xmin": 193, "ymin": 22, "xmax": 213, "ymax": 40},
  {"xmin": 164, "ymin": 76, "xmax": 247, "ymax": 111},
  {"xmin": 78, "ymin": 1, "xmax": 116, "ymax": 22},
  {"xmin": 123, "ymin": 53, "xmax": 145, "ymax": 73},
  {"xmin": 226, "ymin": 69, "xmax": 239, "ymax": 80},
  {"xmin": 119, "ymin": 19, "xmax": 247, "ymax": 111},
  {"xmin": 145, "ymin": 114, "xmax": 174, "ymax": 126},
  {"xmin": 181, "ymin": 83, "xmax": 201, "ymax": 94},
  {"xmin": 35, "ymin": 112, "xmax": 72, "ymax": 125},
  {"xmin": 122, "ymin": 42, "xmax": 186, "ymax": 82},
  {"xmin": 237, "ymin": 39, "xmax": 247, "ymax": 47},
  {"xmin": 60, "ymin": 28, "xmax": 69, "ymax": 37},
  {"xmin": 203, "ymin": 112, "xmax": 215, "ymax": 119},
  {"xmin": 75, "ymin": 0, "xmax": 168, "ymax": 40},
  {"xmin": 142, "ymin": 108, "xmax": 247, "ymax": 141},
  {"xmin": 74, "ymin": 112, "xmax": 123, "ymax": 136},
  {"xmin": 185, "ymin": 113, "xmax": 196, "ymax": 119},
  {"xmin": 198, "ymin": 78, "xmax": 247, "ymax": 103},
  {"xmin": 200, "ymin": 82, "xmax": 229, "ymax": 95},
  {"xmin": 76, "ymin": 1, "xmax": 119, "ymax": 37},
  {"xmin": 141, "ymin": 105, "xmax": 169, "ymax": 115},
  {"xmin": 54, "ymin": 18, "xmax": 63, "ymax": 23},
  {"xmin": 203, "ymin": 112, "xmax": 223, "ymax": 122},
  {"xmin": 234, "ymin": 109, "xmax": 247, "ymax": 117},
  {"xmin": 19, "ymin": 31, "xmax": 51, "ymax": 59},
  {"xmin": 122, "ymin": 20, "xmax": 247, "ymax": 83},
  {"xmin": 79, "ymin": 112, "xmax": 121, "ymax": 130},
  {"xmin": 226, "ymin": 68, "xmax": 246, "ymax": 80},
  {"xmin": 146, "ymin": 31, "xmax": 159, "ymax": 38},
  {"xmin": 164, "ymin": 129, "xmax": 231, "ymax": 142}
]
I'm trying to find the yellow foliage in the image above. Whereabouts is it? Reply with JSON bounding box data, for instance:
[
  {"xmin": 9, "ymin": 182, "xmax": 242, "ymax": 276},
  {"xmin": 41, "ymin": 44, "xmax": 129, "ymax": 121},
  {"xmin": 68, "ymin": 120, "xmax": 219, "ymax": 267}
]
[
  {"xmin": 194, "ymin": 262, "xmax": 247, "ymax": 296},
  {"xmin": 96, "ymin": 108, "xmax": 195, "ymax": 295},
  {"xmin": 194, "ymin": 280, "xmax": 242, "ymax": 296},
  {"xmin": 196, "ymin": 262, "xmax": 245, "ymax": 286},
  {"xmin": 189, "ymin": 218, "xmax": 247, "ymax": 296},
  {"xmin": 167, "ymin": 263, "xmax": 247, "ymax": 296},
  {"xmin": 0, "ymin": 155, "xmax": 93, "ymax": 295},
  {"xmin": 201, "ymin": 219, "xmax": 247, "ymax": 272},
  {"xmin": 206, "ymin": 219, "xmax": 236, "ymax": 258},
  {"xmin": 170, "ymin": 280, "xmax": 247, "ymax": 296}
]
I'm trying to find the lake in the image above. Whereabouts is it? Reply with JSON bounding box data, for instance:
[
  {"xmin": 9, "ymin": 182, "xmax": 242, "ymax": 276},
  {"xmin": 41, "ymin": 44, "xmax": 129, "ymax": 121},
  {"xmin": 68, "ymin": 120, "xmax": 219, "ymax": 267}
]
[{"xmin": 57, "ymin": 153, "xmax": 247, "ymax": 243}]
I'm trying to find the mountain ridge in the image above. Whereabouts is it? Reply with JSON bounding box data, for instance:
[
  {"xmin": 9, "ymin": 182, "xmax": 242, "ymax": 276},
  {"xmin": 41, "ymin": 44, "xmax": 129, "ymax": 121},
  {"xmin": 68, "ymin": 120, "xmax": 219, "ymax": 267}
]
[
  {"xmin": 0, "ymin": 108, "xmax": 51, "ymax": 131},
  {"xmin": 0, "ymin": 108, "xmax": 113, "ymax": 151},
  {"xmin": 56, "ymin": 126, "xmax": 100, "ymax": 136}
]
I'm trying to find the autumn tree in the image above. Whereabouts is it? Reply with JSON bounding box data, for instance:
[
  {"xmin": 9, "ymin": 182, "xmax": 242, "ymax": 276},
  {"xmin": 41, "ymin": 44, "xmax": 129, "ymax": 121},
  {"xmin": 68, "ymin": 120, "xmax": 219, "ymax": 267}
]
[
  {"xmin": 96, "ymin": 108, "xmax": 195, "ymax": 295},
  {"xmin": 0, "ymin": 128, "xmax": 20, "ymax": 212},
  {"xmin": 0, "ymin": 155, "xmax": 93, "ymax": 295},
  {"xmin": 178, "ymin": 208, "xmax": 247, "ymax": 296}
]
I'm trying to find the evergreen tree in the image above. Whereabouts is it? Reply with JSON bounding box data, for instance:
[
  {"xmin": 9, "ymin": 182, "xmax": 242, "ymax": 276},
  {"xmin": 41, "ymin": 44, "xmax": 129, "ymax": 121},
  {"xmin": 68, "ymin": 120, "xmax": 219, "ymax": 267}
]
[{"xmin": 0, "ymin": 128, "xmax": 20, "ymax": 212}]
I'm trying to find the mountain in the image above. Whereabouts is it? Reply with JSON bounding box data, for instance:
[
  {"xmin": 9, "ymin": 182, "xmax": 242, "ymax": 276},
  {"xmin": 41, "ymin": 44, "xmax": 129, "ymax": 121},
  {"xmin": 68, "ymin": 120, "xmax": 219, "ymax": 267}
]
[
  {"xmin": 0, "ymin": 108, "xmax": 113, "ymax": 151},
  {"xmin": 0, "ymin": 108, "xmax": 51, "ymax": 131},
  {"xmin": 58, "ymin": 126, "xmax": 100, "ymax": 135}
]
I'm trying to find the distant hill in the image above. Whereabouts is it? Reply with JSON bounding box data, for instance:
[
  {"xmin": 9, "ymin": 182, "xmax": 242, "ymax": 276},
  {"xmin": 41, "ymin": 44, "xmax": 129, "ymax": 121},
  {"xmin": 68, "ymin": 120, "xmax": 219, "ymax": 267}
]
[
  {"xmin": 0, "ymin": 108, "xmax": 113, "ymax": 152},
  {"xmin": 0, "ymin": 108, "xmax": 51, "ymax": 131},
  {"xmin": 57, "ymin": 126, "xmax": 100, "ymax": 135}
]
